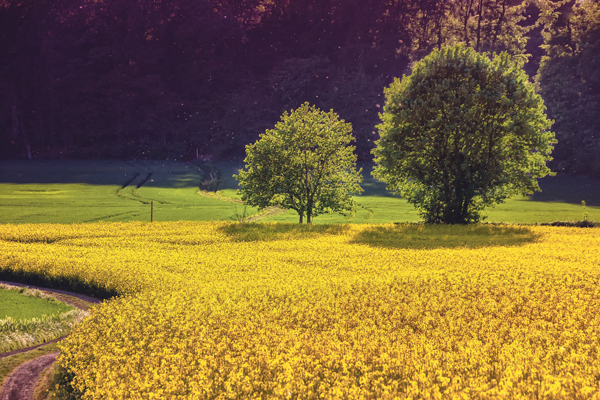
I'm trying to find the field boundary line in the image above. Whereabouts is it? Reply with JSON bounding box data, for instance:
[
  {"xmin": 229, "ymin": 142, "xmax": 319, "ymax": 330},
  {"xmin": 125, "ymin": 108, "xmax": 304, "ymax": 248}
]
[
  {"xmin": 0, "ymin": 281, "xmax": 101, "ymax": 306},
  {"xmin": 195, "ymin": 191, "xmax": 288, "ymax": 221},
  {"xmin": 0, "ymin": 337, "xmax": 64, "ymax": 361},
  {"xmin": 244, "ymin": 206, "xmax": 287, "ymax": 222},
  {"xmin": 197, "ymin": 190, "xmax": 243, "ymax": 203}
]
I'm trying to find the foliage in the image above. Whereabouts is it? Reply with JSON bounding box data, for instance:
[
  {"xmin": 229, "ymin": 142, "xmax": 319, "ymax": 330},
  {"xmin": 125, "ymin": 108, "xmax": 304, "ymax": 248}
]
[
  {"xmin": 403, "ymin": 0, "xmax": 531, "ymax": 62},
  {"xmin": 373, "ymin": 45, "xmax": 556, "ymax": 224},
  {"xmin": 235, "ymin": 103, "xmax": 363, "ymax": 223},
  {"xmin": 535, "ymin": 0, "xmax": 600, "ymax": 176},
  {"xmin": 0, "ymin": 222, "xmax": 600, "ymax": 397},
  {"xmin": 0, "ymin": 0, "xmax": 542, "ymax": 162}
]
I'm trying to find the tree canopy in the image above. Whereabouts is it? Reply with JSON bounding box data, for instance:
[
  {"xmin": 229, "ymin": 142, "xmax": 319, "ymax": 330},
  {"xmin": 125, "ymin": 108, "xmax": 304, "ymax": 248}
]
[
  {"xmin": 235, "ymin": 102, "xmax": 362, "ymax": 224},
  {"xmin": 1, "ymin": 0, "xmax": 597, "ymax": 176},
  {"xmin": 373, "ymin": 45, "xmax": 556, "ymax": 224}
]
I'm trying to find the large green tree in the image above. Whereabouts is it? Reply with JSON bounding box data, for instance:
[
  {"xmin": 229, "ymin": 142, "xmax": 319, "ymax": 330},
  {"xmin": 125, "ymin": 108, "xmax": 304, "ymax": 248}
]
[
  {"xmin": 235, "ymin": 102, "xmax": 363, "ymax": 224},
  {"xmin": 373, "ymin": 45, "xmax": 555, "ymax": 224}
]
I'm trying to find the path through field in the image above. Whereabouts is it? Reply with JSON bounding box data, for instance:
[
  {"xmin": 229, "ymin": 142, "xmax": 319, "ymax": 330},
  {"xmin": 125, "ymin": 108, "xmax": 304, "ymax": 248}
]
[
  {"xmin": 0, "ymin": 282, "xmax": 100, "ymax": 400},
  {"xmin": 0, "ymin": 352, "xmax": 58, "ymax": 400}
]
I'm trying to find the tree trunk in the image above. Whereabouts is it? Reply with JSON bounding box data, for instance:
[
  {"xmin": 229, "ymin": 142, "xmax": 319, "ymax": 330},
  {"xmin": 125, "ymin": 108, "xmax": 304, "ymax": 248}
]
[
  {"xmin": 12, "ymin": 105, "xmax": 19, "ymax": 140},
  {"xmin": 492, "ymin": 0, "xmax": 508, "ymax": 48},
  {"xmin": 463, "ymin": 0, "xmax": 475, "ymax": 47},
  {"xmin": 50, "ymin": 118, "xmax": 56, "ymax": 155},
  {"xmin": 18, "ymin": 111, "xmax": 32, "ymax": 160},
  {"xmin": 476, "ymin": 0, "xmax": 484, "ymax": 52},
  {"xmin": 299, "ymin": 213, "xmax": 303, "ymax": 224},
  {"xmin": 460, "ymin": 196, "xmax": 470, "ymax": 224}
]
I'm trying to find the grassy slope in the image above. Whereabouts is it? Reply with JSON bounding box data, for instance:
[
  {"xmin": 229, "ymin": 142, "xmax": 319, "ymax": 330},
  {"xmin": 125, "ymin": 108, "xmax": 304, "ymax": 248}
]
[
  {"xmin": 0, "ymin": 160, "xmax": 598, "ymax": 224},
  {"xmin": 0, "ymin": 289, "xmax": 73, "ymax": 320}
]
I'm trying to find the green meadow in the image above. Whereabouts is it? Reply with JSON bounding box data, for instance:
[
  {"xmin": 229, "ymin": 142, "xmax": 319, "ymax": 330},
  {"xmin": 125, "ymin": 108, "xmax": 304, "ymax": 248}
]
[
  {"xmin": 0, "ymin": 160, "xmax": 598, "ymax": 224},
  {"xmin": 0, "ymin": 288, "xmax": 73, "ymax": 320}
]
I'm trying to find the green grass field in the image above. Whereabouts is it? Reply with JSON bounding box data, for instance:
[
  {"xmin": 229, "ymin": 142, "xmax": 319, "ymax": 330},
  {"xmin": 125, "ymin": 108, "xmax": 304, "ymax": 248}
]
[
  {"xmin": 0, "ymin": 288, "xmax": 73, "ymax": 320},
  {"xmin": 0, "ymin": 160, "xmax": 598, "ymax": 224},
  {"xmin": 0, "ymin": 160, "xmax": 260, "ymax": 224}
]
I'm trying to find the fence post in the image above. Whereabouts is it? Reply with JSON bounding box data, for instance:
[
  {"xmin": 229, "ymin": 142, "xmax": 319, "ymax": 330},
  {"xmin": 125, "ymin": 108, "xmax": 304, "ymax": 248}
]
[{"xmin": 151, "ymin": 201, "xmax": 153, "ymax": 222}]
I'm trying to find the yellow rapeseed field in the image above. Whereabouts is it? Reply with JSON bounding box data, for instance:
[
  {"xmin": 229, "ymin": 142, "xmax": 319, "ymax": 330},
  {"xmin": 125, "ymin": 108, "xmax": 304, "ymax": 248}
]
[{"xmin": 1, "ymin": 222, "xmax": 599, "ymax": 399}]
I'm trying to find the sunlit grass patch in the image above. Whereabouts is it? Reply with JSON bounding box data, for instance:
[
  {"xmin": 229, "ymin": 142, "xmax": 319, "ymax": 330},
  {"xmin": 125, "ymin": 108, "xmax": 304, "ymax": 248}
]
[{"xmin": 0, "ymin": 285, "xmax": 73, "ymax": 320}]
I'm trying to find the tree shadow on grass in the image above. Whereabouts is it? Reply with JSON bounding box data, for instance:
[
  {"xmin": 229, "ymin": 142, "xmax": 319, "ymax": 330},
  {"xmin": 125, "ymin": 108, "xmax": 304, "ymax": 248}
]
[
  {"xmin": 352, "ymin": 224, "xmax": 540, "ymax": 250},
  {"xmin": 218, "ymin": 222, "xmax": 352, "ymax": 242},
  {"xmin": 0, "ymin": 160, "xmax": 204, "ymax": 188}
]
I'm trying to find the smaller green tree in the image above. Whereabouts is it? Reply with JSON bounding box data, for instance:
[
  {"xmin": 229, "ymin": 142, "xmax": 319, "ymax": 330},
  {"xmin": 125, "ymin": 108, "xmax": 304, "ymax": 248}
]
[
  {"xmin": 373, "ymin": 44, "xmax": 556, "ymax": 224},
  {"xmin": 235, "ymin": 102, "xmax": 363, "ymax": 224}
]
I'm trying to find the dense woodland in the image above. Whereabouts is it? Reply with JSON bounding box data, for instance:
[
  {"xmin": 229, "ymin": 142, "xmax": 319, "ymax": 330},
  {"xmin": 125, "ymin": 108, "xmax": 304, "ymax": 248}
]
[{"xmin": 1, "ymin": 0, "xmax": 599, "ymax": 175}]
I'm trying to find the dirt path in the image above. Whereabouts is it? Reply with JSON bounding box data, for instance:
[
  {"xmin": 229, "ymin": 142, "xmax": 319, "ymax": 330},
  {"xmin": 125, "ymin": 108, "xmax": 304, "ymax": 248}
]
[
  {"xmin": 0, "ymin": 281, "xmax": 101, "ymax": 306},
  {"xmin": 0, "ymin": 352, "xmax": 59, "ymax": 400},
  {"xmin": 0, "ymin": 281, "xmax": 102, "ymax": 399},
  {"xmin": 0, "ymin": 338, "xmax": 64, "ymax": 361}
]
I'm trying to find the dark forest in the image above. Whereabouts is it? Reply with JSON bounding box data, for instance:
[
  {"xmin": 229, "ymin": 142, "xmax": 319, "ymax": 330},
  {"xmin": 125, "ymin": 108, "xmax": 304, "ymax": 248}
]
[{"xmin": 1, "ymin": 0, "xmax": 599, "ymax": 175}]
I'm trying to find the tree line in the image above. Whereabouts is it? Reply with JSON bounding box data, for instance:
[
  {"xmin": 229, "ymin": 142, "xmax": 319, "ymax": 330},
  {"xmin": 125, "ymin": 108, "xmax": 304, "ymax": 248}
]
[{"xmin": 1, "ymin": 0, "xmax": 598, "ymax": 176}]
